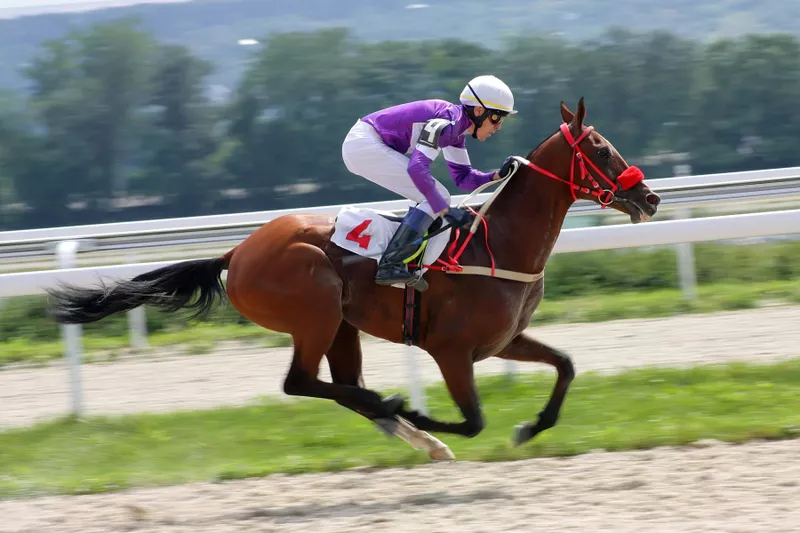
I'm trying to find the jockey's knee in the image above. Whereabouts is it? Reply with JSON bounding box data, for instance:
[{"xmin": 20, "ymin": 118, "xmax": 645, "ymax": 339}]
[{"xmin": 341, "ymin": 146, "xmax": 357, "ymax": 174}]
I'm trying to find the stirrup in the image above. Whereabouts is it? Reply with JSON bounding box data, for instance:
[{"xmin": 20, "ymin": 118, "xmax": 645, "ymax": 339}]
[
  {"xmin": 375, "ymin": 266, "xmax": 429, "ymax": 292},
  {"xmin": 406, "ymin": 272, "xmax": 429, "ymax": 292}
]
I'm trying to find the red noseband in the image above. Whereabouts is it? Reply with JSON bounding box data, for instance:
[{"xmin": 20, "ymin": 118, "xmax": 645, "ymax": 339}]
[{"xmin": 617, "ymin": 165, "xmax": 644, "ymax": 190}]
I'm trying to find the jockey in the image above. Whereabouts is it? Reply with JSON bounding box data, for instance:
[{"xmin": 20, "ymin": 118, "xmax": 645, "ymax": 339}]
[{"xmin": 341, "ymin": 74, "xmax": 519, "ymax": 287}]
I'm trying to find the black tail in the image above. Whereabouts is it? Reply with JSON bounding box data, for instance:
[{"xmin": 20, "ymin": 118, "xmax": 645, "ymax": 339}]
[{"xmin": 47, "ymin": 257, "xmax": 228, "ymax": 324}]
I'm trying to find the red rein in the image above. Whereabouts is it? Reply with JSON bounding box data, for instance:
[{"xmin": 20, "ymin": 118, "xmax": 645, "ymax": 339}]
[{"xmin": 416, "ymin": 123, "xmax": 646, "ymax": 275}]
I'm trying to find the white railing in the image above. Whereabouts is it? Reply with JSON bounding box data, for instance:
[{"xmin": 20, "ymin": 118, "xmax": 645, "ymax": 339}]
[
  {"xmin": 4, "ymin": 208, "xmax": 798, "ymax": 297},
  {"xmin": 1, "ymin": 164, "xmax": 799, "ymax": 251}
]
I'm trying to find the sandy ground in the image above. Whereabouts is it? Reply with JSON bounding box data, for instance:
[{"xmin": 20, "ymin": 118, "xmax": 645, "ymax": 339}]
[
  {"xmin": 2, "ymin": 306, "xmax": 799, "ymax": 430},
  {"xmin": 2, "ymin": 439, "xmax": 799, "ymax": 533},
  {"xmin": 3, "ymin": 306, "xmax": 800, "ymax": 532}
]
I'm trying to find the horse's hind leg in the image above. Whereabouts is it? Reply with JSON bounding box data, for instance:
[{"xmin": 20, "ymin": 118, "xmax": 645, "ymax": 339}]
[
  {"xmin": 326, "ymin": 320, "xmax": 365, "ymax": 390},
  {"xmin": 229, "ymin": 241, "xmax": 400, "ymax": 419},
  {"xmin": 279, "ymin": 281, "xmax": 397, "ymax": 416},
  {"xmin": 283, "ymin": 320, "xmax": 400, "ymax": 419},
  {"xmin": 326, "ymin": 320, "xmax": 454, "ymax": 460},
  {"xmin": 324, "ymin": 320, "xmax": 403, "ymax": 418}
]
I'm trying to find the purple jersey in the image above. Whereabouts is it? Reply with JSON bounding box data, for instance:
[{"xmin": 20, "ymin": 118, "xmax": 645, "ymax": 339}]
[{"xmin": 361, "ymin": 99, "xmax": 495, "ymax": 214}]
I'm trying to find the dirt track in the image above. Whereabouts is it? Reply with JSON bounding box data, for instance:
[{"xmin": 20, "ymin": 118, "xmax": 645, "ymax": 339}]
[
  {"xmin": 3, "ymin": 439, "xmax": 799, "ymax": 533},
  {"xmin": 2, "ymin": 306, "xmax": 800, "ymax": 532}
]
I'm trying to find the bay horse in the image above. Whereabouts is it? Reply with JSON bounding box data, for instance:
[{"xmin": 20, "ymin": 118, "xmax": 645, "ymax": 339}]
[{"xmin": 48, "ymin": 98, "xmax": 660, "ymax": 458}]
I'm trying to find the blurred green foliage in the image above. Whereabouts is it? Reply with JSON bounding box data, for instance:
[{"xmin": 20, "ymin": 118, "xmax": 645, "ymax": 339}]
[{"xmin": 3, "ymin": 21, "xmax": 800, "ymax": 228}]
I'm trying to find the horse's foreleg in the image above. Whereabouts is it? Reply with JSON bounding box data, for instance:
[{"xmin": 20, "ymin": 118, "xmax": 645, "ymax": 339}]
[{"xmin": 495, "ymin": 331, "xmax": 575, "ymax": 446}]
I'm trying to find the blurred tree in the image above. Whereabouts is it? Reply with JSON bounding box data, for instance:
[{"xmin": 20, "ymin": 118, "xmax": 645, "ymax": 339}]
[
  {"xmin": 685, "ymin": 34, "xmax": 800, "ymax": 173},
  {"xmin": 21, "ymin": 18, "xmax": 156, "ymax": 217},
  {"xmin": 227, "ymin": 28, "xmax": 370, "ymax": 203},
  {"xmin": 5, "ymin": 22, "xmax": 800, "ymax": 229},
  {"xmin": 0, "ymin": 92, "xmax": 29, "ymax": 228},
  {"xmin": 574, "ymin": 30, "xmax": 698, "ymax": 157},
  {"xmin": 136, "ymin": 44, "xmax": 225, "ymax": 214}
]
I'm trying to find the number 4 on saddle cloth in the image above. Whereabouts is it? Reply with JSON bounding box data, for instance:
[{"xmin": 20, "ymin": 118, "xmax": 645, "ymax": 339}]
[{"xmin": 331, "ymin": 205, "xmax": 452, "ymax": 292}]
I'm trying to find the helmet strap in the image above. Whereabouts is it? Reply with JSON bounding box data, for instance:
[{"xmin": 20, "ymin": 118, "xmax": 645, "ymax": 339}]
[
  {"xmin": 464, "ymin": 83, "xmax": 491, "ymax": 139},
  {"xmin": 464, "ymin": 105, "xmax": 489, "ymax": 138}
]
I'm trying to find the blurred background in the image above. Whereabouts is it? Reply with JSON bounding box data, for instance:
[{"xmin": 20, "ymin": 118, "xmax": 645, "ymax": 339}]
[{"xmin": 0, "ymin": 2, "xmax": 799, "ymax": 516}]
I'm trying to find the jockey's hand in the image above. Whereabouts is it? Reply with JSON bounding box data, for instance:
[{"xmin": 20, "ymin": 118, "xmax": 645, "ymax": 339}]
[
  {"xmin": 497, "ymin": 156, "xmax": 520, "ymax": 180},
  {"xmin": 444, "ymin": 207, "xmax": 472, "ymax": 228}
]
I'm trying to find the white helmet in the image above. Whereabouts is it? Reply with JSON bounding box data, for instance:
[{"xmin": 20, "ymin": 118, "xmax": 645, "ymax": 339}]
[{"xmin": 459, "ymin": 75, "xmax": 518, "ymax": 114}]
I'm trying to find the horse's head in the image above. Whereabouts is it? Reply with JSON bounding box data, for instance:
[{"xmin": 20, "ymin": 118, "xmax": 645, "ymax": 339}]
[{"xmin": 552, "ymin": 98, "xmax": 661, "ymax": 223}]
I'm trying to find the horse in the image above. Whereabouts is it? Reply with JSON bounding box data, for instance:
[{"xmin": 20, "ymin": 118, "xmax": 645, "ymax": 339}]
[{"xmin": 47, "ymin": 98, "xmax": 661, "ymax": 460}]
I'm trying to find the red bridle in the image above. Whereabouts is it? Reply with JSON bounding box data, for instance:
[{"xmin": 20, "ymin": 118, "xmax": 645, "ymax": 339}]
[
  {"xmin": 525, "ymin": 123, "xmax": 644, "ymax": 207},
  {"xmin": 416, "ymin": 123, "xmax": 647, "ymax": 278}
]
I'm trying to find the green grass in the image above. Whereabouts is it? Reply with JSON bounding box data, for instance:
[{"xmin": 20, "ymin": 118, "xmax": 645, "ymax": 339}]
[
  {"xmin": 2, "ymin": 359, "xmax": 800, "ymax": 498},
  {"xmin": 0, "ymin": 323, "xmax": 292, "ymax": 368},
  {"xmin": 531, "ymin": 279, "xmax": 800, "ymax": 325},
  {"xmin": 1, "ymin": 279, "xmax": 797, "ymax": 368}
]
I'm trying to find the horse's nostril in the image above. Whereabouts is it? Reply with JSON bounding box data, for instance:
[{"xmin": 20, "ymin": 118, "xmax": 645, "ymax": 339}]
[{"xmin": 646, "ymin": 193, "xmax": 661, "ymax": 206}]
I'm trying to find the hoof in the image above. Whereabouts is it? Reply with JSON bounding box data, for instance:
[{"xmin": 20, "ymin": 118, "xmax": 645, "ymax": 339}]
[
  {"xmin": 513, "ymin": 422, "xmax": 533, "ymax": 447},
  {"xmin": 376, "ymin": 416, "xmax": 455, "ymax": 461},
  {"xmin": 429, "ymin": 445, "xmax": 456, "ymax": 462}
]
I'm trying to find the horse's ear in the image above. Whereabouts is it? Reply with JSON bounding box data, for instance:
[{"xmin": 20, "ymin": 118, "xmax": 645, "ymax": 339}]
[
  {"xmin": 575, "ymin": 96, "xmax": 586, "ymax": 127},
  {"xmin": 560, "ymin": 101, "xmax": 574, "ymax": 123}
]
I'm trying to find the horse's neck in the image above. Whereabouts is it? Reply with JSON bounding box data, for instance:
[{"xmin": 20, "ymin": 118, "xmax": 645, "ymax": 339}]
[{"xmin": 479, "ymin": 151, "xmax": 575, "ymax": 275}]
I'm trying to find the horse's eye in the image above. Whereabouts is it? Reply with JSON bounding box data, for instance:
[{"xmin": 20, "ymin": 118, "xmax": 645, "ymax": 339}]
[{"xmin": 597, "ymin": 147, "xmax": 611, "ymax": 160}]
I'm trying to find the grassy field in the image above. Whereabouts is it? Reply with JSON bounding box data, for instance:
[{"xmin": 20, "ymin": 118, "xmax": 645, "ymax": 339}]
[
  {"xmin": 1, "ymin": 359, "xmax": 799, "ymax": 498},
  {"xmin": 1, "ymin": 279, "xmax": 798, "ymax": 368}
]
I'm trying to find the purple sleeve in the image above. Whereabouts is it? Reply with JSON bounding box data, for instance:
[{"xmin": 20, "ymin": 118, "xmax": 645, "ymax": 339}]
[
  {"xmin": 407, "ymin": 150, "xmax": 450, "ymax": 214},
  {"xmin": 440, "ymin": 134, "xmax": 495, "ymax": 191},
  {"xmin": 446, "ymin": 162, "xmax": 496, "ymax": 191}
]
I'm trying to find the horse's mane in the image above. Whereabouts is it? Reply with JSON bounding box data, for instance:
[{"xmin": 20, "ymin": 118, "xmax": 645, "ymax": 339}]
[{"xmin": 526, "ymin": 128, "xmax": 560, "ymax": 160}]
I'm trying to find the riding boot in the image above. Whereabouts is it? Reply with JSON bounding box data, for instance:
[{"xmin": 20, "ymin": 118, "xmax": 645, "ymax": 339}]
[{"xmin": 375, "ymin": 207, "xmax": 434, "ymax": 286}]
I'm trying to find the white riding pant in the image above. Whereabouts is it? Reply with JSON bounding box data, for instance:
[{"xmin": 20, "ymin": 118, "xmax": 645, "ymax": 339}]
[{"xmin": 341, "ymin": 120, "xmax": 450, "ymax": 217}]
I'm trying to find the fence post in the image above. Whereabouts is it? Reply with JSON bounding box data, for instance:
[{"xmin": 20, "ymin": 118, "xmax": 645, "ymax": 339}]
[
  {"xmin": 405, "ymin": 345, "xmax": 428, "ymax": 415},
  {"xmin": 128, "ymin": 306, "xmax": 148, "ymax": 349},
  {"xmin": 672, "ymin": 165, "xmax": 698, "ymax": 301},
  {"xmin": 505, "ymin": 359, "xmax": 518, "ymax": 380},
  {"xmin": 56, "ymin": 240, "xmax": 84, "ymax": 419},
  {"xmin": 125, "ymin": 254, "xmax": 148, "ymax": 349},
  {"xmin": 675, "ymin": 207, "xmax": 698, "ymax": 301}
]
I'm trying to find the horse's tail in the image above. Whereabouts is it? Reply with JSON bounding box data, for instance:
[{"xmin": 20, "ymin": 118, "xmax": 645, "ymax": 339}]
[{"xmin": 47, "ymin": 253, "xmax": 232, "ymax": 325}]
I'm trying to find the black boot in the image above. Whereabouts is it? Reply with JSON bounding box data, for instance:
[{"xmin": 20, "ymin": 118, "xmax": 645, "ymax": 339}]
[
  {"xmin": 375, "ymin": 207, "xmax": 433, "ymax": 287},
  {"xmin": 374, "ymin": 224, "xmax": 423, "ymax": 286}
]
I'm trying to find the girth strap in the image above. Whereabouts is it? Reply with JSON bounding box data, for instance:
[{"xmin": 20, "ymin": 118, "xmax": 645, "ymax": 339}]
[{"xmin": 445, "ymin": 266, "xmax": 544, "ymax": 283}]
